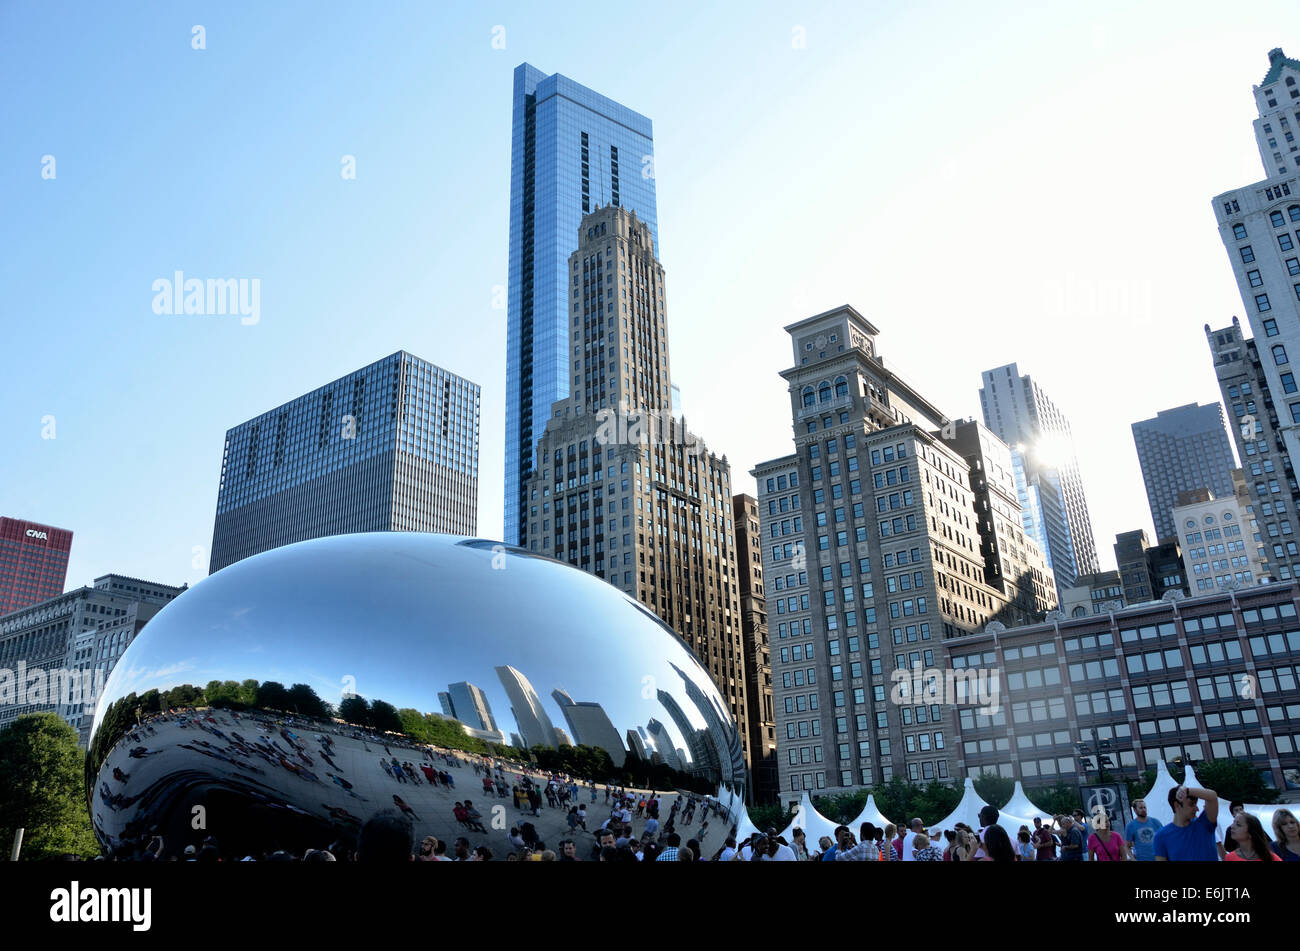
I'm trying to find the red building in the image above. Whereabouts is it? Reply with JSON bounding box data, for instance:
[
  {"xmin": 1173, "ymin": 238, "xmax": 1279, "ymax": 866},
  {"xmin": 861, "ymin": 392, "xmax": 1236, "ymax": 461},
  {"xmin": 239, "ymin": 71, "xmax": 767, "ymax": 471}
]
[{"xmin": 0, "ymin": 517, "xmax": 73, "ymax": 616}]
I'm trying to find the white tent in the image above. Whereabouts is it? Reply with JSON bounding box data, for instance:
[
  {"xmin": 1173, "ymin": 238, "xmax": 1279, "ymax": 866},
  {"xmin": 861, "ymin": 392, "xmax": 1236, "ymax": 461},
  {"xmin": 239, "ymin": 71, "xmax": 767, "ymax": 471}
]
[
  {"xmin": 778, "ymin": 790, "xmax": 840, "ymax": 845},
  {"xmin": 733, "ymin": 806, "xmax": 761, "ymax": 845},
  {"xmin": 930, "ymin": 777, "xmax": 1033, "ymax": 838},
  {"xmin": 1138, "ymin": 760, "xmax": 1180, "ymax": 826},
  {"xmin": 847, "ymin": 793, "xmax": 892, "ymax": 833},
  {"xmin": 715, "ymin": 783, "xmax": 734, "ymax": 822},
  {"xmin": 1002, "ymin": 781, "xmax": 1052, "ymax": 824}
]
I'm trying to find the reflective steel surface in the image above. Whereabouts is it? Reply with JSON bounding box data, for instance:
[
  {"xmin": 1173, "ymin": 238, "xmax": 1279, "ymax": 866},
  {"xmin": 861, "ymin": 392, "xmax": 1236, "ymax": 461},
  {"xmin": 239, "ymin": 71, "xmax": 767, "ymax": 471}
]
[{"xmin": 87, "ymin": 533, "xmax": 745, "ymax": 857}]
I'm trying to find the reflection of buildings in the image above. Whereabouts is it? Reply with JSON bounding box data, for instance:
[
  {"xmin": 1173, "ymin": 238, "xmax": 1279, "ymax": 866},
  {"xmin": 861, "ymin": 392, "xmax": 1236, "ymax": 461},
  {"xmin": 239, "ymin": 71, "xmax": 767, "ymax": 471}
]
[
  {"xmin": 671, "ymin": 662, "xmax": 746, "ymax": 785},
  {"xmin": 554, "ymin": 727, "xmax": 572, "ymax": 746},
  {"xmin": 644, "ymin": 718, "xmax": 683, "ymax": 770},
  {"xmin": 626, "ymin": 728, "xmax": 648, "ymax": 761},
  {"xmin": 443, "ymin": 681, "xmax": 499, "ymax": 733},
  {"xmin": 0, "ymin": 574, "xmax": 185, "ymax": 744},
  {"xmin": 552, "ymin": 689, "xmax": 627, "ymax": 766},
  {"xmin": 495, "ymin": 665, "xmax": 558, "ymax": 750},
  {"xmin": 519, "ymin": 205, "xmax": 750, "ymax": 773},
  {"xmin": 657, "ymin": 689, "xmax": 715, "ymax": 775},
  {"xmin": 209, "ymin": 351, "xmax": 480, "ymax": 573}
]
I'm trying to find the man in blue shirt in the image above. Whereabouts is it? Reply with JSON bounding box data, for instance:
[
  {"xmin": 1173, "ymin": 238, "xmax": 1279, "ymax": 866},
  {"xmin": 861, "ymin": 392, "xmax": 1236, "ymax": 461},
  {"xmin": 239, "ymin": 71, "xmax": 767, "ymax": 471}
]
[
  {"xmin": 1153, "ymin": 784, "xmax": 1219, "ymax": 861},
  {"xmin": 1125, "ymin": 798, "xmax": 1163, "ymax": 861}
]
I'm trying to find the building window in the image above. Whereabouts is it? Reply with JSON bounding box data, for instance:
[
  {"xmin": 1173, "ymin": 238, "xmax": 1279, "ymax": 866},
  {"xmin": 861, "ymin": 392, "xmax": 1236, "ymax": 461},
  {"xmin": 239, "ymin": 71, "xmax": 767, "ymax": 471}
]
[
  {"xmin": 1248, "ymin": 269, "xmax": 1264, "ymax": 287},
  {"xmin": 1265, "ymin": 318, "xmax": 1280, "ymax": 336},
  {"xmin": 1281, "ymin": 234, "xmax": 1295, "ymax": 252},
  {"xmin": 1234, "ymin": 223, "xmax": 1248, "ymax": 240},
  {"xmin": 1241, "ymin": 246, "xmax": 1256, "ymax": 263},
  {"xmin": 1257, "ymin": 293, "xmax": 1272, "ymax": 312},
  {"xmin": 1274, "ymin": 344, "xmax": 1289, "ymax": 366}
]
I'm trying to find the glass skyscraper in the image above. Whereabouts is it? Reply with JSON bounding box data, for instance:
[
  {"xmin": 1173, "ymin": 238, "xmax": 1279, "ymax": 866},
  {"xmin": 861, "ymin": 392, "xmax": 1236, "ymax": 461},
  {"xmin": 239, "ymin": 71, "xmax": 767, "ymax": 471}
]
[
  {"xmin": 209, "ymin": 351, "xmax": 479, "ymax": 573},
  {"xmin": 504, "ymin": 63, "xmax": 658, "ymax": 545}
]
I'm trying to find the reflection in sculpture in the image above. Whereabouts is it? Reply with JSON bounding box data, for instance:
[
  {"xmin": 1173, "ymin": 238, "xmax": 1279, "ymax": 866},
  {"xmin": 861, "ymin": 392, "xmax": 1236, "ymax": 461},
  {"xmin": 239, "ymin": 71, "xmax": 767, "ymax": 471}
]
[{"xmin": 86, "ymin": 533, "xmax": 746, "ymax": 857}]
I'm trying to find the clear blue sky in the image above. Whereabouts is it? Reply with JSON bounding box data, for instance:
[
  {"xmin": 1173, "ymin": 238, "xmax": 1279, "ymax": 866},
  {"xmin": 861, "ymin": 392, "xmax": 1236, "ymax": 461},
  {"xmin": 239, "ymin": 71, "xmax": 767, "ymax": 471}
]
[{"xmin": 2, "ymin": 0, "xmax": 1297, "ymax": 592}]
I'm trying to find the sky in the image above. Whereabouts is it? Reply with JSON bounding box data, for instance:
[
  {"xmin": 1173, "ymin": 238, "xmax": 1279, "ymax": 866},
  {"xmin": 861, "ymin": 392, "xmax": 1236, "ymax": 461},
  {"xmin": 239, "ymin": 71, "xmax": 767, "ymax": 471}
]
[{"xmin": 2, "ymin": 0, "xmax": 1298, "ymax": 593}]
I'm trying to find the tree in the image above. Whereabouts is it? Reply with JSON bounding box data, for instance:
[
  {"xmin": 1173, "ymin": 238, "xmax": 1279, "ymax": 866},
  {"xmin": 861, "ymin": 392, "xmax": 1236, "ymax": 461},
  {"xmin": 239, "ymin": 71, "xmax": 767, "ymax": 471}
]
[
  {"xmin": 1194, "ymin": 758, "xmax": 1278, "ymax": 805},
  {"xmin": 257, "ymin": 681, "xmax": 290, "ymax": 712},
  {"xmin": 0, "ymin": 713, "xmax": 98, "ymax": 859},
  {"xmin": 338, "ymin": 695, "xmax": 370, "ymax": 726},
  {"xmin": 973, "ymin": 771, "xmax": 1015, "ymax": 810},
  {"xmin": 368, "ymin": 700, "xmax": 402, "ymax": 734},
  {"xmin": 286, "ymin": 683, "xmax": 327, "ymax": 719},
  {"xmin": 1029, "ymin": 781, "xmax": 1080, "ymax": 817}
]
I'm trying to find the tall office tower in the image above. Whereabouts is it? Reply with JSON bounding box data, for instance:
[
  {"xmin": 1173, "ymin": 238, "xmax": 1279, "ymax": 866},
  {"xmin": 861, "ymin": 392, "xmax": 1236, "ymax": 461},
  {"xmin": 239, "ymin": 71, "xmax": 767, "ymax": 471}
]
[
  {"xmin": 519, "ymin": 205, "xmax": 748, "ymax": 768},
  {"xmin": 1131, "ymin": 404, "xmax": 1237, "ymax": 543},
  {"xmin": 505, "ymin": 63, "xmax": 658, "ymax": 547},
  {"xmin": 442, "ymin": 681, "xmax": 499, "ymax": 734},
  {"xmin": 1113, "ymin": 529, "xmax": 1188, "ymax": 604},
  {"xmin": 733, "ymin": 494, "xmax": 779, "ymax": 802},
  {"xmin": 754, "ymin": 305, "xmax": 1018, "ymax": 796},
  {"xmin": 495, "ymin": 664, "xmax": 558, "ymax": 750},
  {"xmin": 979, "ymin": 364, "xmax": 1100, "ymax": 597},
  {"xmin": 551, "ymin": 689, "xmax": 627, "ymax": 765},
  {"xmin": 1206, "ymin": 317, "xmax": 1298, "ymax": 579},
  {"xmin": 0, "ymin": 575, "xmax": 184, "ymax": 743},
  {"xmin": 0, "ymin": 517, "xmax": 73, "ymax": 616},
  {"xmin": 209, "ymin": 351, "xmax": 479, "ymax": 573},
  {"xmin": 1212, "ymin": 50, "xmax": 1300, "ymax": 532},
  {"xmin": 948, "ymin": 421, "xmax": 1059, "ymax": 624}
]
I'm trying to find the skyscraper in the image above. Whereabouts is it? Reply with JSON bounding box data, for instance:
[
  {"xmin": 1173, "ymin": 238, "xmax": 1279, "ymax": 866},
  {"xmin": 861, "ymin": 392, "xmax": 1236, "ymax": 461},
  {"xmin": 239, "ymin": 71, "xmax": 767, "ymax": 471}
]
[
  {"xmin": 1131, "ymin": 403, "xmax": 1237, "ymax": 543},
  {"xmin": 1205, "ymin": 317, "xmax": 1298, "ymax": 580},
  {"xmin": 979, "ymin": 364, "xmax": 1100, "ymax": 595},
  {"xmin": 209, "ymin": 351, "xmax": 479, "ymax": 573},
  {"xmin": 755, "ymin": 305, "xmax": 1045, "ymax": 796},
  {"xmin": 733, "ymin": 493, "xmax": 779, "ymax": 802},
  {"xmin": 1211, "ymin": 48, "xmax": 1300, "ymax": 566},
  {"xmin": 0, "ymin": 517, "xmax": 72, "ymax": 616},
  {"xmin": 519, "ymin": 204, "xmax": 748, "ymax": 767},
  {"xmin": 505, "ymin": 63, "xmax": 658, "ymax": 547}
]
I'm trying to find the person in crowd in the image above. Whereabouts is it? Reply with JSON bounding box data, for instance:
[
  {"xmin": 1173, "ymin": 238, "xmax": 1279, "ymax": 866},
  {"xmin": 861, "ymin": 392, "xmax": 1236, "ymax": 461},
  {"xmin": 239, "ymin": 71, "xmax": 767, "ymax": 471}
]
[
  {"xmin": 1058, "ymin": 816, "xmax": 1086, "ymax": 862},
  {"xmin": 416, "ymin": 836, "xmax": 439, "ymax": 861},
  {"xmin": 1031, "ymin": 816, "xmax": 1057, "ymax": 861},
  {"xmin": 979, "ymin": 824, "xmax": 1017, "ymax": 862},
  {"xmin": 912, "ymin": 833, "xmax": 944, "ymax": 862},
  {"xmin": 1015, "ymin": 826, "xmax": 1036, "ymax": 861},
  {"xmin": 712, "ymin": 837, "xmax": 738, "ymax": 862},
  {"xmin": 655, "ymin": 832, "xmax": 682, "ymax": 862},
  {"xmin": 1153, "ymin": 784, "xmax": 1220, "ymax": 861},
  {"xmin": 1124, "ymin": 799, "xmax": 1162, "ymax": 862},
  {"xmin": 1223, "ymin": 811, "xmax": 1281, "ymax": 861},
  {"xmin": 1219, "ymin": 801, "xmax": 1247, "ymax": 859},
  {"xmin": 1272, "ymin": 808, "xmax": 1300, "ymax": 861},
  {"xmin": 358, "ymin": 809, "xmax": 413, "ymax": 863},
  {"xmin": 1087, "ymin": 811, "xmax": 1129, "ymax": 862},
  {"xmin": 882, "ymin": 823, "xmax": 898, "ymax": 861},
  {"xmin": 949, "ymin": 826, "xmax": 977, "ymax": 862},
  {"xmin": 901, "ymin": 817, "xmax": 924, "ymax": 862}
]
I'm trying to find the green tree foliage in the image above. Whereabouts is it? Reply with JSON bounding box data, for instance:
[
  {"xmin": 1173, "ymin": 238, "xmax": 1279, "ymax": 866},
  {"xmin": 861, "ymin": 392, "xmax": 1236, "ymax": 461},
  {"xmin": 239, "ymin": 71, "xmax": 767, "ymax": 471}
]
[
  {"xmin": 256, "ymin": 681, "xmax": 290, "ymax": 711},
  {"xmin": 368, "ymin": 699, "xmax": 403, "ymax": 734},
  {"xmin": 1028, "ymin": 781, "xmax": 1081, "ymax": 817},
  {"xmin": 338, "ymin": 695, "xmax": 370, "ymax": 726},
  {"xmin": 1194, "ymin": 758, "xmax": 1278, "ymax": 804},
  {"xmin": 286, "ymin": 683, "xmax": 328, "ymax": 719},
  {"xmin": 973, "ymin": 771, "xmax": 1015, "ymax": 809},
  {"xmin": 0, "ymin": 713, "xmax": 98, "ymax": 860},
  {"xmin": 748, "ymin": 801, "xmax": 793, "ymax": 832}
]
